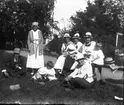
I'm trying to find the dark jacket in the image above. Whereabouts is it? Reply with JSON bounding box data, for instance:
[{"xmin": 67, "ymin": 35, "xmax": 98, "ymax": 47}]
[{"xmin": 3, "ymin": 55, "xmax": 26, "ymax": 77}]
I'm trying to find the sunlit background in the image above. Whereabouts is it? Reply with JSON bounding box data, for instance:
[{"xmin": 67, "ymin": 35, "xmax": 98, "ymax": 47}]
[{"xmin": 54, "ymin": 0, "xmax": 94, "ymax": 29}]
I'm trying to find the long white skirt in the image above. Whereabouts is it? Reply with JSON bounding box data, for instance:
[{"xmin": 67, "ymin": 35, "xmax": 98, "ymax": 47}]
[
  {"xmin": 26, "ymin": 53, "xmax": 44, "ymax": 69},
  {"xmin": 54, "ymin": 55, "xmax": 66, "ymax": 70}
]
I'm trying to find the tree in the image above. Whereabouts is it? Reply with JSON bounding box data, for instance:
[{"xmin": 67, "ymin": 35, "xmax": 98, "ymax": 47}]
[
  {"xmin": 70, "ymin": 0, "xmax": 124, "ymax": 40},
  {"xmin": 0, "ymin": 0, "xmax": 56, "ymax": 49},
  {"xmin": 70, "ymin": 0, "xmax": 124, "ymax": 57}
]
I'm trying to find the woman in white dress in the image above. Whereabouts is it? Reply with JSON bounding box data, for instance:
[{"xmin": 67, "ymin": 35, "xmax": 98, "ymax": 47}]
[
  {"xmin": 70, "ymin": 32, "xmax": 96, "ymax": 70},
  {"xmin": 26, "ymin": 22, "xmax": 44, "ymax": 75},
  {"xmin": 54, "ymin": 33, "xmax": 76, "ymax": 76}
]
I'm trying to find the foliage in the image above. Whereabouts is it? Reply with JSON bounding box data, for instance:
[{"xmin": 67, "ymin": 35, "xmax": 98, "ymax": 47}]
[
  {"xmin": 70, "ymin": 0, "xmax": 124, "ymax": 42},
  {"xmin": 0, "ymin": 0, "xmax": 56, "ymax": 49}
]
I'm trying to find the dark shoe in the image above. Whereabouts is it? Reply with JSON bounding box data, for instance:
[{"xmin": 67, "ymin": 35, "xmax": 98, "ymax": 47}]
[{"xmin": 99, "ymin": 80, "xmax": 106, "ymax": 85}]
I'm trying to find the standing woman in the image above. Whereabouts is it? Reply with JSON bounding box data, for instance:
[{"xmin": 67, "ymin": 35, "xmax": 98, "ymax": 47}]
[{"xmin": 26, "ymin": 22, "xmax": 44, "ymax": 75}]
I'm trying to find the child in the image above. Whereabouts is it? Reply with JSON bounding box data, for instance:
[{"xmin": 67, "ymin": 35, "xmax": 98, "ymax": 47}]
[
  {"xmin": 32, "ymin": 61, "xmax": 57, "ymax": 84},
  {"xmin": 91, "ymin": 43, "xmax": 104, "ymax": 83}
]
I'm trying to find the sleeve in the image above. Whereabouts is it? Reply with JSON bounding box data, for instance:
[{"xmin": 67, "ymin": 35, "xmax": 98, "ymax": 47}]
[
  {"xmin": 99, "ymin": 50, "xmax": 104, "ymax": 59},
  {"xmin": 69, "ymin": 68, "xmax": 79, "ymax": 78},
  {"xmin": 27, "ymin": 31, "xmax": 31, "ymax": 50},
  {"xmin": 76, "ymin": 63, "xmax": 93, "ymax": 78},
  {"xmin": 61, "ymin": 44, "xmax": 65, "ymax": 54},
  {"xmin": 76, "ymin": 42, "xmax": 83, "ymax": 52},
  {"xmin": 67, "ymin": 44, "xmax": 77, "ymax": 55},
  {"xmin": 46, "ymin": 68, "xmax": 56, "ymax": 76},
  {"xmin": 38, "ymin": 67, "xmax": 47, "ymax": 75},
  {"xmin": 38, "ymin": 30, "xmax": 44, "ymax": 45}
]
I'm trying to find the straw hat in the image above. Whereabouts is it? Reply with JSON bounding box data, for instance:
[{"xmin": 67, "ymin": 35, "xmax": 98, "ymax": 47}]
[
  {"xmin": 104, "ymin": 57, "xmax": 115, "ymax": 65},
  {"xmin": 84, "ymin": 32, "xmax": 92, "ymax": 38},
  {"xmin": 76, "ymin": 53, "xmax": 85, "ymax": 61},
  {"xmin": 64, "ymin": 33, "xmax": 71, "ymax": 38},
  {"xmin": 13, "ymin": 48, "xmax": 21, "ymax": 54},
  {"xmin": 32, "ymin": 22, "xmax": 39, "ymax": 27},
  {"xmin": 72, "ymin": 33, "xmax": 80, "ymax": 39}
]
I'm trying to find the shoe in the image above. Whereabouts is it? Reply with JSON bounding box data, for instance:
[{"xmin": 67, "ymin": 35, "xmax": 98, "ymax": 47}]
[
  {"xmin": 2, "ymin": 71, "xmax": 9, "ymax": 78},
  {"xmin": 99, "ymin": 80, "xmax": 106, "ymax": 85},
  {"xmin": 39, "ymin": 82, "xmax": 45, "ymax": 85}
]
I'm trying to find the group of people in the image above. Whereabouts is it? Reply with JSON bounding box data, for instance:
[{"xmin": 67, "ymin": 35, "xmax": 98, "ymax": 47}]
[{"xmin": 1, "ymin": 21, "xmax": 123, "ymax": 101}]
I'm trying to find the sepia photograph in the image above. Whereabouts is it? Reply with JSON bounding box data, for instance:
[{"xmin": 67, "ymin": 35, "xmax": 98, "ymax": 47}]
[{"xmin": 0, "ymin": 0, "xmax": 124, "ymax": 104}]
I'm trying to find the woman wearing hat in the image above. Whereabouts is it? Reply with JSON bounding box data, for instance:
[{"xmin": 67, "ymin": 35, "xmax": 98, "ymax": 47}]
[
  {"xmin": 70, "ymin": 32, "xmax": 96, "ymax": 71},
  {"xmin": 26, "ymin": 22, "xmax": 44, "ymax": 75},
  {"xmin": 82, "ymin": 32, "xmax": 96, "ymax": 53},
  {"xmin": 54, "ymin": 33, "xmax": 76, "ymax": 77},
  {"xmin": 72, "ymin": 33, "xmax": 83, "ymax": 53}
]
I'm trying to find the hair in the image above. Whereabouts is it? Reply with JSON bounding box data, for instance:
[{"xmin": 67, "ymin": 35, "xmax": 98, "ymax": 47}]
[
  {"xmin": 94, "ymin": 43, "xmax": 102, "ymax": 50},
  {"xmin": 46, "ymin": 61, "xmax": 54, "ymax": 69}
]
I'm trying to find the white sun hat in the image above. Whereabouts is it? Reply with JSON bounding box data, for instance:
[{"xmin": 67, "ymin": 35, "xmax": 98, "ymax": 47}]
[
  {"xmin": 84, "ymin": 32, "xmax": 92, "ymax": 38},
  {"xmin": 104, "ymin": 57, "xmax": 115, "ymax": 64},
  {"xmin": 64, "ymin": 33, "xmax": 71, "ymax": 38},
  {"xmin": 72, "ymin": 33, "xmax": 80, "ymax": 39},
  {"xmin": 32, "ymin": 22, "xmax": 39, "ymax": 27},
  {"xmin": 76, "ymin": 53, "xmax": 84, "ymax": 61}
]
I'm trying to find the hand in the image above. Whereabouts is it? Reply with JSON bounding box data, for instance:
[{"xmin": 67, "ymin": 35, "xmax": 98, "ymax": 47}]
[
  {"xmin": 65, "ymin": 76, "xmax": 72, "ymax": 81},
  {"xmin": 63, "ymin": 52, "xmax": 69, "ymax": 57}
]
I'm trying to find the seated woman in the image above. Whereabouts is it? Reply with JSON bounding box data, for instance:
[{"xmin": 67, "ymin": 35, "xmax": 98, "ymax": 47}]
[
  {"xmin": 32, "ymin": 61, "xmax": 57, "ymax": 84},
  {"xmin": 54, "ymin": 33, "xmax": 76, "ymax": 77},
  {"xmin": 70, "ymin": 32, "xmax": 96, "ymax": 71},
  {"xmin": 62, "ymin": 54, "xmax": 94, "ymax": 90},
  {"xmin": 62, "ymin": 33, "xmax": 83, "ymax": 76},
  {"xmin": 2, "ymin": 48, "xmax": 26, "ymax": 78}
]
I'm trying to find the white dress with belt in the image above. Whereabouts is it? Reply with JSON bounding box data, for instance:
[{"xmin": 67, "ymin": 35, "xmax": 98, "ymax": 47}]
[{"xmin": 26, "ymin": 30, "xmax": 44, "ymax": 69}]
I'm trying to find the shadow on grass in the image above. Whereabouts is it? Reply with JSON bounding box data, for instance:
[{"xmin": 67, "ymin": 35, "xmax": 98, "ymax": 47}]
[{"xmin": 0, "ymin": 50, "xmax": 123, "ymax": 104}]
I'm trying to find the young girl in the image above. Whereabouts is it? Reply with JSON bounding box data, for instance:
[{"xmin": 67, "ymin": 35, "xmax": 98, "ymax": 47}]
[{"xmin": 91, "ymin": 43, "xmax": 105, "ymax": 81}]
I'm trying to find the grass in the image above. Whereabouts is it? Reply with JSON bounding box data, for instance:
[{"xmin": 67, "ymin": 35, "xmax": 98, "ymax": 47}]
[{"xmin": 0, "ymin": 50, "xmax": 123, "ymax": 104}]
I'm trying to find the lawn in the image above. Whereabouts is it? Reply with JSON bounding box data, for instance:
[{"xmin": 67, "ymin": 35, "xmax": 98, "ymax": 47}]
[{"xmin": 0, "ymin": 50, "xmax": 123, "ymax": 104}]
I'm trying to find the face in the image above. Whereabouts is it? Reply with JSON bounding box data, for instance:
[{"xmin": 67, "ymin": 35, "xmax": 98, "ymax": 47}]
[
  {"xmin": 46, "ymin": 66, "xmax": 52, "ymax": 69},
  {"xmin": 85, "ymin": 37, "xmax": 91, "ymax": 43},
  {"xmin": 73, "ymin": 38, "xmax": 78, "ymax": 44},
  {"xmin": 78, "ymin": 59, "xmax": 85, "ymax": 66},
  {"xmin": 64, "ymin": 37, "xmax": 70, "ymax": 43},
  {"xmin": 32, "ymin": 25, "xmax": 38, "ymax": 31}
]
